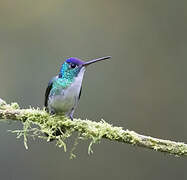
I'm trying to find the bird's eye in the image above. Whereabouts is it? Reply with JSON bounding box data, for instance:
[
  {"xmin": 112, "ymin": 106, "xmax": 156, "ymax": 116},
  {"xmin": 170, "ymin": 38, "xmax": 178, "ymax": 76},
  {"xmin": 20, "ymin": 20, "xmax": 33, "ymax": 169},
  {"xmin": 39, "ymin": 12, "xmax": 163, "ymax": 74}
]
[{"xmin": 70, "ymin": 63, "xmax": 76, "ymax": 69}]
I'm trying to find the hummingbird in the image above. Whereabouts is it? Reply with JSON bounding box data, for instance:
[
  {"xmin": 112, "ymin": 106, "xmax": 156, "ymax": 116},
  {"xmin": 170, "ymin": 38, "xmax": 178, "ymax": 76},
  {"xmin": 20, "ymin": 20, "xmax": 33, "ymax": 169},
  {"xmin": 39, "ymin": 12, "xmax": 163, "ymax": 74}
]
[{"xmin": 44, "ymin": 56, "xmax": 111, "ymax": 120}]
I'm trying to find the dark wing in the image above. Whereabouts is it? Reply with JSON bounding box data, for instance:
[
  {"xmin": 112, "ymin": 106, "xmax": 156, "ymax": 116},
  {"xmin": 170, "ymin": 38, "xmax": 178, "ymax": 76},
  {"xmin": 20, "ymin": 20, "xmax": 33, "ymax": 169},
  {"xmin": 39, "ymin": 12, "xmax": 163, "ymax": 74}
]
[
  {"xmin": 78, "ymin": 86, "xmax": 82, "ymax": 100},
  {"xmin": 44, "ymin": 76, "xmax": 57, "ymax": 108}
]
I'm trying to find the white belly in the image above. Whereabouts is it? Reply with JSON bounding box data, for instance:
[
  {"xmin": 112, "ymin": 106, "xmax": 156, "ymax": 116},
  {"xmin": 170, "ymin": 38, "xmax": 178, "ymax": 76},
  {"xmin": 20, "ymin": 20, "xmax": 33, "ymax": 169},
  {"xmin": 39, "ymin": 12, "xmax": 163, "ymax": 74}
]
[{"xmin": 48, "ymin": 68, "xmax": 85, "ymax": 114}]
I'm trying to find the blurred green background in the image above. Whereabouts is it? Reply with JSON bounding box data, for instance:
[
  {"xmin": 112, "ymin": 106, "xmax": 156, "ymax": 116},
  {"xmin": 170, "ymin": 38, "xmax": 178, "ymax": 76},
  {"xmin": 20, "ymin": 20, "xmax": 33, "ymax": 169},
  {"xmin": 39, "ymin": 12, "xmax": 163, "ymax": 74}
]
[{"xmin": 0, "ymin": 0, "xmax": 187, "ymax": 179}]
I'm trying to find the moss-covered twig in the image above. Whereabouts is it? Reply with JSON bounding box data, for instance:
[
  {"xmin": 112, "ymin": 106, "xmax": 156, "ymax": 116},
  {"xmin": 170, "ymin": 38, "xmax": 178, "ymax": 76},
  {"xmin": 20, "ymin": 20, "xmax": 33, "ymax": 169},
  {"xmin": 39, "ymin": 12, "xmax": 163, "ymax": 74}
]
[{"xmin": 0, "ymin": 98, "xmax": 186, "ymax": 157}]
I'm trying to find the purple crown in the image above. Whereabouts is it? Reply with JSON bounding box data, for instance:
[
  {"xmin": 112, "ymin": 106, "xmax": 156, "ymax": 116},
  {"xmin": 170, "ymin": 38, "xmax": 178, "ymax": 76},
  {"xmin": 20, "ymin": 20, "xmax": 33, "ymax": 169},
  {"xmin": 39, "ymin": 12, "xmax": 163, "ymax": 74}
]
[{"xmin": 66, "ymin": 57, "xmax": 84, "ymax": 65}]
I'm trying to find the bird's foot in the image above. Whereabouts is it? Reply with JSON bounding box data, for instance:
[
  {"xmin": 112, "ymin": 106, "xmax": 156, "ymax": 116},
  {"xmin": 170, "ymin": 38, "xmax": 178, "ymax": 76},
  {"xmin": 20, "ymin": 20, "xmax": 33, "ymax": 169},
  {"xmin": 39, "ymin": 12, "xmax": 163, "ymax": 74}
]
[{"xmin": 69, "ymin": 114, "xmax": 74, "ymax": 120}]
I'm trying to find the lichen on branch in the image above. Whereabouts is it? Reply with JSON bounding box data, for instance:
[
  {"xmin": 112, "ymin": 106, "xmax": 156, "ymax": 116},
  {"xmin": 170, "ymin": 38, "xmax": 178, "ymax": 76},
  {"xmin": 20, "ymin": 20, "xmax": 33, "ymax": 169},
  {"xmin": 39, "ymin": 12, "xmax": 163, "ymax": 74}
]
[{"xmin": 0, "ymin": 98, "xmax": 187, "ymax": 157}]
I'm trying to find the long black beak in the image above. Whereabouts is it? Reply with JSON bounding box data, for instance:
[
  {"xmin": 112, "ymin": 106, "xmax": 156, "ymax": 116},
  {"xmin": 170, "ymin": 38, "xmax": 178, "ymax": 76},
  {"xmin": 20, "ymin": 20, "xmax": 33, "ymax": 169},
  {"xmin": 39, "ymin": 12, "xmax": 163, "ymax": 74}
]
[{"xmin": 82, "ymin": 56, "xmax": 111, "ymax": 67}]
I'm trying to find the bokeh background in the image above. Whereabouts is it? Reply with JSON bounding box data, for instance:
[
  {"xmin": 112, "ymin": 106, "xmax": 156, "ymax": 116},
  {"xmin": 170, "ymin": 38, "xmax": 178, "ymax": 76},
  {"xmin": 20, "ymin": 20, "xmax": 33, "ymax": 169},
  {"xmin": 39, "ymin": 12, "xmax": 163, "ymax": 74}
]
[{"xmin": 0, "ymin": 0, "xmax": 187, "ymax": 179}]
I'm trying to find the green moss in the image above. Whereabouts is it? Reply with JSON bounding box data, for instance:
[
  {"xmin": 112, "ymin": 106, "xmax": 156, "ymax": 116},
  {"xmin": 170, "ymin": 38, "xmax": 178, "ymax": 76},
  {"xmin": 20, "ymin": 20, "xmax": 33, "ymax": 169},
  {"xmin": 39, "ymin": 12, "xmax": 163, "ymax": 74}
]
[
  {"xmin": 0, "ymin": 98, "xmax": 6, "ymax": 107},
  {"xmin": 1, "ymin": 100, "xmax": 186, "ymax": 157},
  {"xmin": 11, "ymin": 102, "xmax": 20, "ymax": 109}
]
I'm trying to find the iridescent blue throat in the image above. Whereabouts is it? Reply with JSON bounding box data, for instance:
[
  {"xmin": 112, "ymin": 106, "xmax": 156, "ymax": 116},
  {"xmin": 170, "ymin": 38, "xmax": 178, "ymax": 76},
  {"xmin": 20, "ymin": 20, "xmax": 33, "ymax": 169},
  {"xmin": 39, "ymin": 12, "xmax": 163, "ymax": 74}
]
[{"xmin": 52, "ymin": 62, "xmax": 81, "ymax": 91}]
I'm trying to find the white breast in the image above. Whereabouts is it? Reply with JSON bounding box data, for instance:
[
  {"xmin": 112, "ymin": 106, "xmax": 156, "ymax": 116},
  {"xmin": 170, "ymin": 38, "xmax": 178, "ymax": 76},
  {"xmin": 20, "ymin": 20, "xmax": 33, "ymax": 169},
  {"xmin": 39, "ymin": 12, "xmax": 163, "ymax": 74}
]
[{"xmin": 48, "ymin": 68, "xmax": 85, "ymax": 114}]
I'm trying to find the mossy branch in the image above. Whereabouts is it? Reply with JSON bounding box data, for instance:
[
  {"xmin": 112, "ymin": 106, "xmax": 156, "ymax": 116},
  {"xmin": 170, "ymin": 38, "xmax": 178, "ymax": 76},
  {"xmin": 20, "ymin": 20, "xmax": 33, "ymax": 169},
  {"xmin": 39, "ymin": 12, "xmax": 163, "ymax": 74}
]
[{"xmin": 0, "ymin": 98, "xmax": 186, "ymax": 157}]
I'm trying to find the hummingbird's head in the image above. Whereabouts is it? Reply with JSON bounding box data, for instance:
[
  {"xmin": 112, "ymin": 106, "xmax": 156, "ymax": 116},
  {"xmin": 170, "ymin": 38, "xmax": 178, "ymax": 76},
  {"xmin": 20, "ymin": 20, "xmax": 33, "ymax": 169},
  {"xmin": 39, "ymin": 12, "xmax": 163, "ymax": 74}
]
[
  {"xmin": 59, "ymin": 56, "xmax": 111, "ymax": 80},
  {"xmin": 59, "ymin": 57, "xmax": 85, "ymax": 80}
]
